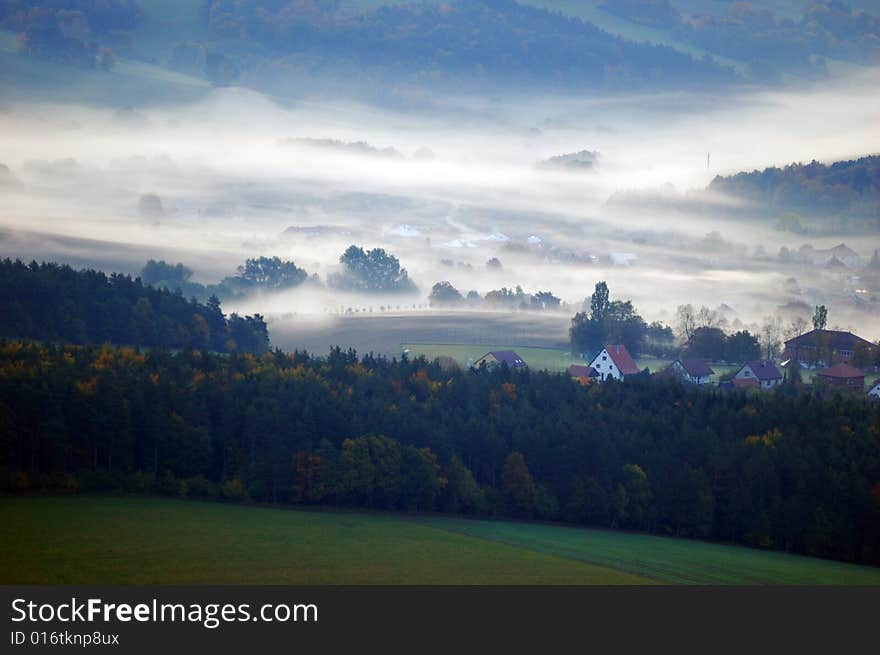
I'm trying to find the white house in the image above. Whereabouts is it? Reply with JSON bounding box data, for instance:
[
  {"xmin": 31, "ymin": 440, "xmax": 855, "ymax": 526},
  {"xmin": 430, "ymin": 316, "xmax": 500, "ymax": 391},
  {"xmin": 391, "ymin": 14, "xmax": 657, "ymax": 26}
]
[
  {"xmin": 588, "ymin": 344, "xmax": 640, "ymax": 382},
  {"xmin": 868, "ymin": 379, "xmax": 880, "ymax": 400},
  {"xmin": 733, "ymin": 360, "xmax": 783, "ymax": 389},
  {"xmin": 472, "ymin": 350, "xmax": 527, "ymax": 370},
  {"xmin": 669, "ymin": 358, "xmax": 715, "ymax": 385}
]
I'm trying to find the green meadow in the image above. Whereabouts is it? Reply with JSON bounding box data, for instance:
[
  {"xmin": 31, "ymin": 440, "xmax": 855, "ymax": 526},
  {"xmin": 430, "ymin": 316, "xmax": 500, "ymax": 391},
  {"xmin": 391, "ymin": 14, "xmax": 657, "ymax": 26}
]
[
  {"xmin": 402, "ymin": 344, "xmax": 586, "ymax": 373},
  {"xmin": 3, "ymin": 496, "xmax": 879, "ymax": 585}
]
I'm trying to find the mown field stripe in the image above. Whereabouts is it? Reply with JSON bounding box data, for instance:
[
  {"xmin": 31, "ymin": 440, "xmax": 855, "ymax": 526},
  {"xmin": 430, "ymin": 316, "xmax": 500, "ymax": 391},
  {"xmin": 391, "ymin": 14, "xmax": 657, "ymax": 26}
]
[{"xmin": 418, "ymin": 517, "xmax": 880, "ymax": 585}]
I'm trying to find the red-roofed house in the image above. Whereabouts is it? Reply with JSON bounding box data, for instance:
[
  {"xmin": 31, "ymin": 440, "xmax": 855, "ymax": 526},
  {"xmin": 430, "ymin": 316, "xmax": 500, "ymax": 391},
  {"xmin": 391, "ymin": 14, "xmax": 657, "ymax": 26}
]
[
  {"xmin": 815, "ymin": 363, "xmax": 865, "ymax": 393},
  {"xmin": 587, "ymin": 344, "xmax": 640, "ymax": 382},
  {"xmin": 733, "ymin": 377, "xmax": 760, "ymax": 389}
]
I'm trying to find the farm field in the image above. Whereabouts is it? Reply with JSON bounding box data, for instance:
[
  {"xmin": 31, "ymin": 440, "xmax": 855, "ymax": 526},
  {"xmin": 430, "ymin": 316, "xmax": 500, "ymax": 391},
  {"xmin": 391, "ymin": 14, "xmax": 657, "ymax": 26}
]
[
  {"xmin": 268, "ymin": 311, "xmax": 571, "ymax": 358},
  {"xmin": 422, "ymin": 516, "xmax": 880, "ymax": 585},
  {"xmin": 0, "ymin": 496, "xmax": 648, "ymax": 585},
  {"xmin": 3, "ymin": 496, "xmax": 880, "ymax": 585},
  {"xmin": 403, "ymin": 343, "xmax": 584, "ymax": 372}
]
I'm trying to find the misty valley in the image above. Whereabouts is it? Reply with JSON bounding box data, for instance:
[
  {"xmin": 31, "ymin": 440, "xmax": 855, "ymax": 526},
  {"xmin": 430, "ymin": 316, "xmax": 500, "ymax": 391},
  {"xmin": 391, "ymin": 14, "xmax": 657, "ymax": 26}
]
[{"xmin": 1, "ymin": 0, "xmax": 880, "ymax": 587}]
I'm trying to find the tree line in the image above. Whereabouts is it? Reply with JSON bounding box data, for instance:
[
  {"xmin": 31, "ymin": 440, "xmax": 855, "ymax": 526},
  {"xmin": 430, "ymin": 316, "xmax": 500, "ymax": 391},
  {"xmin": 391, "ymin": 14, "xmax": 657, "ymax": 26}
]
[
  {"xmin": 570, "ymin": 282, "xmax": 675, "ymax": 358},
  {"xmin": 709, "ymin": 155, "xmax": 880, "ymax": 220},
  {"xmin": 141, "ymin": 256, "xmax": 315, "ymax": 303},
  {"xmin": 144, "ymin": 246, "xmax": 417, "ymax": 302},
  {"xmin": 1, "ymin": 341, "xmax": 878, "ymax": 565},
  {"xmin": 0, "ymin": 259, "xmax": 269, "ymax": 353},
  {"xmin": 430, "ymin": 281, "xmax": 563, "ymax": 312}
]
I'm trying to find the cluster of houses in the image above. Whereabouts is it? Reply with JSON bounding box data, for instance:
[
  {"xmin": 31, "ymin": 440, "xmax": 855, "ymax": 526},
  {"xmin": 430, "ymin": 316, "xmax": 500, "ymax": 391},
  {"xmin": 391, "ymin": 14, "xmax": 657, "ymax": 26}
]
[{"xmin": 472, "ymin": 328, "xmax": 880, "ymax": 400}]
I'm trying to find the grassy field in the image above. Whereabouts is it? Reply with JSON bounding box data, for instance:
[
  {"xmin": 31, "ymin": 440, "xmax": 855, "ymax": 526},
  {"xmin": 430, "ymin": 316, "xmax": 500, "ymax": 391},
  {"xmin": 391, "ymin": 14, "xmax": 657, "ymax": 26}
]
[
  {"xmin": 269, "ymin": 311, "xmax": 571, "ymax": 358},
  {"xmin": 0, "ymin": 496, "xmax": 647, "ymax": 585},
  {"xmin": 423, "ymin": 517, "xmax": 880, "ymax": 585},
  {"xmin": 3, "ymin": 496, "xmax": 880, "ymax": 585}
]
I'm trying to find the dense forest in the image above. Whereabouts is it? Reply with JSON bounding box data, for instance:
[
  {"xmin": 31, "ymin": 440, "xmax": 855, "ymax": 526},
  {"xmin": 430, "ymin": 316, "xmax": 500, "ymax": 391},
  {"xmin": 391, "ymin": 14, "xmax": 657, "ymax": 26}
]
[
  {"xmin": 1, "ymin": 0, "xmax": 142, "ymax": 67},
  {"xmin": 197, "ymin": 0, "xmax": 735, "ymax": 90},
  {"xmin": 6, "ymin": 1, "xmax": 879, "ymax": 90},
  {"xmin": 604, "ymin": 0, "xmax": 880, "ymax": 74},
  {"xmin": 0, "ymin": 260, "xmax": 269, "ymax": 353},
  {"xmin": 2, "ymin": 341, "xmax": 879, "ymax": 565},
  {"xmin": 677, "ymin": 1, "xmax": 880, "ymax": 70},
  {"xmin": 708, "ymin": 155, "xmax": 880, "ymax": 223}
]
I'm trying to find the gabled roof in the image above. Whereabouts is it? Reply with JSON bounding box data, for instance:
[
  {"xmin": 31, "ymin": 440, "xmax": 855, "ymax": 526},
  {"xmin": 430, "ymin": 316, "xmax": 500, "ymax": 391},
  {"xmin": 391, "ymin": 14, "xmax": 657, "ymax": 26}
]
[
  {"xmin": 744, "ymin": 360, "xmax": 782, "ymax": 380},
  {"xmin": 817, "ymin": 363, "xmax": 864, "ymax": 379},
  {"xmin": 825, "ymin": 256, "xmax": 848, "ymax": 269},
  {"xmin": 485, "ymin": 350, "xmax": 526, "ymax": 367},
  {"xmin": 603, "ymin": 344, "xmax": 640, "ymax": 376},
  {"xmin": 830, "ymin": 243, "xmax": 858, "ymax": 257},
  {"xmin": 568, "ymin": 364, "xmax": 593, "ymax": 378},
  {"xmin": 676, "ymin": 358, "xmax": 714, "ymax": 377},
  {"xmin": 870, "ymin": 378, "xmax": 880, "ymax": 391},
  {"xmin": 784, "ymin": 329, "xmax": 874, "ymax": 351}
]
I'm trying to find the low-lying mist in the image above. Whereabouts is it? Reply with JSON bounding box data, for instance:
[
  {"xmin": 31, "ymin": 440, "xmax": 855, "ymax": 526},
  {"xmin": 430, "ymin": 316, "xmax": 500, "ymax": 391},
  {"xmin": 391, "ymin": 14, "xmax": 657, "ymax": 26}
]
[{"xmin": 1, "ymin": 65, "xmax": 879, "ymax": 349}]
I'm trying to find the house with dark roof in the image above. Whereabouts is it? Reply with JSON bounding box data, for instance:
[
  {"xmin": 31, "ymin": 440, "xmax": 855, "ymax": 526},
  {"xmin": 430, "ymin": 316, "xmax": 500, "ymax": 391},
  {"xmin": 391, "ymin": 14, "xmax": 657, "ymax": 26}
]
[
  {"xmin": 824, "ymin": 256, "xmax": 849, "ymax": 271},
  {"xmin": 567, "ymin": 364, "xmax": 595, "ymax": 383},
  {"xmin": 806, "ymin": 243, "xmax": 862, "ymax": 268},
  {"xmin": 828, "ymin": 243, "xmax": 861, "ymax": 268},
  {"xmin": 587, "ymin": 344, "xmax": 640, "ymax": 382},
  {"xmin": 868, "ymin": 379, "xmax": 880, "ymax": 400},
  {"xmin": 668, "ymin": 358, "xmax": 715, "ymax": 385},
  {"xmin": 473, "ymin": 350, "xmax": 527, "ymax": 370},
  {"xmin": 815, "ymin": 363, "xmax": 865, "ymax": 394},
  {"xmin": 782, "ymin": 329, "xmax": 875, "ymax": 367},
  {"xmin": 733, "ymin": 360, "xmax": 783, "ymax": 389}
]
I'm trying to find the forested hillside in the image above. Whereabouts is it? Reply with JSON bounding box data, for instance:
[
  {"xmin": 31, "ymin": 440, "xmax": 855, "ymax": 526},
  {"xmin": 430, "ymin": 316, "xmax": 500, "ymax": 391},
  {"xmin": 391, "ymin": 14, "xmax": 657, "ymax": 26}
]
[
  {"xmin": 5, "ymin": 1, "xmax": 879, "ymax": 94},
  {"xmin": 198, "ymin": 0, "xmax": 735, "ymax": 90},
  {"xmin": 708, "ymin": 155, "xmax": 880, "ymax": 222},
  {"xmin": 1, "ymin": 0, "xmax": 142, "ymax": 68},
  {"xmin": 0, "ymin": 260, "xmax": 269, "ymax": 353},
  {"xmin": 2, "ymin": 342, "xmax": 879, "ymax": 565},
  {"xmin": 1, "ymin": 0, "xmax": 737, "ymax": 91}
]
